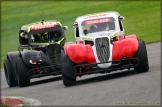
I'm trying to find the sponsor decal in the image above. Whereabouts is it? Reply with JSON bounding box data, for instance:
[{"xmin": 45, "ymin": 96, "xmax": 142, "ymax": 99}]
[
  {"xmin": 85, "ymin": 18, "xmax": 111, "ymax": 25},
  {"xmin": 85, "ymin": 14, "xmax": 107, "ymax": 19},
  {"xmin": 32, "ymin": 22, "xmax": 56, "ymax": 30}
]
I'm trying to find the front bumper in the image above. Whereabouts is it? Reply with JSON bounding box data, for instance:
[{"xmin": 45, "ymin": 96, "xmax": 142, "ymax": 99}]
[
  {"xmin": 73, "ymin": 58, "xmax": 139, "ymax": 77},
  {"xmin": 28, "ymin": 65, "xmax": 62, "ymax": 78}
]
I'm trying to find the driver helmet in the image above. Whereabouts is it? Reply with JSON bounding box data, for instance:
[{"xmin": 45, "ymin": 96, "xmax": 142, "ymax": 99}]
[
  {"xmin": 37, "ymin": 32, "xmax": 49, "ymax": 40},
  {"xmin": 91, "ymin": 22, "xmax": 109, "ymax": 31}
]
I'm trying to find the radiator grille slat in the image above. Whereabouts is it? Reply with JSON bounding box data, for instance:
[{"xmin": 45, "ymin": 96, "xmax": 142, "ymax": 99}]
[
  {"xmin": 95, "ymin": 37, "xmax": 110, "ymax": 63},
  {"xmin": 47, "ymin": 44, "xmax": 61, "ymax": 65}
]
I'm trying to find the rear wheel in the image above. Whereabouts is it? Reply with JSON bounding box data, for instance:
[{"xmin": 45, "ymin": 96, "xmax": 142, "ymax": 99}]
[
  {"xmin": 4, "ymin": 59, "xmax": 18, "ymax": 87},
  {"xmin": 16, "ymin": 58, "xmax": 30, "ymax": 87},
  {"xmin": 62, "ymin": 54, "xmax": 76, "ymax": 86},
  {"xmin": 134, "ymin": 39, "xmax": 149, "ymax": 73}
]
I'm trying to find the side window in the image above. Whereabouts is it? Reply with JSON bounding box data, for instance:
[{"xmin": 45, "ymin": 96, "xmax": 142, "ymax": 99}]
[
  {"xmin": 108, "ymin": 22, "xmax": 115, "ymax": 30},
  {"xmin": 119, "ymin": 20, "xmax": 123, "ymax": 31},
  {"xmin": 54, "ymin": 30, "xmax": 62, "ymax": 38},
  {"xmin": 76, "ymin": 27, "xmax": 79, "ymax": 37},
  {"xmin": 44, "ymin": 30, "xmax": 63, "ymax": 42},
  {"xmin": 73, "ymin": 22, "xmax": 79, "ymax": 37}
]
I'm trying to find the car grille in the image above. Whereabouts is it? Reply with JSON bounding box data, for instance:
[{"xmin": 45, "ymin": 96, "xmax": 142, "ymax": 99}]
[
  {"xmin": 47, "ymin": 44, "xmax": 61, "ymax": 65},
  {"xmin": 95, "ymin": 37, "xmax": 110, "ymax": 63}
]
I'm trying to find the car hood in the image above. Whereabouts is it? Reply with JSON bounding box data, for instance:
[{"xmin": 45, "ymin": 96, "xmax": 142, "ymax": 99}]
[{"xmin": 85, "ymin": 30, "xmax": 118, "ymax": 38}]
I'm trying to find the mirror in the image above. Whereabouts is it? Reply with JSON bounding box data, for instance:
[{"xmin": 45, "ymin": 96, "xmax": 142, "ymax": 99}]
[
  {"xmin": 63, "ymin": 26, "xmax": 68, "ymax": 30},
  {"xmin": 83, "ymin": 29, "xmax": 88, "ymax": 35},
  {"xmin": 119, "ymin": 16, "xmax": 125, "ymax": 21},
  {"xmin": 73, "ymin": 22, "xmax": 78, "ymax": 28},
  {"xmin": 20, "ymin": 32, "xmax": 25, "ymax": 37}
]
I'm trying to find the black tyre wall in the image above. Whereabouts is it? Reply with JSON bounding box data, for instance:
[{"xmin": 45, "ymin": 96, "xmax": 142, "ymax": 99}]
[
  {"xmin": 16, "ymin": 58, "xmax": 30, "ymax": 87},
  {"xmin": 7, "ymin": 51, "xmax": 20, "ymax": 78},
  {"xmin": 62, "ymin": 54, "xmax": 76, "ymax": 86},
  {"xmin": 134, "ymin": 39, "xmax": 149, "ymax": 73},
  {"xmin": 4, "ymin": 59, "xmax": 18, "ymax": 87}
]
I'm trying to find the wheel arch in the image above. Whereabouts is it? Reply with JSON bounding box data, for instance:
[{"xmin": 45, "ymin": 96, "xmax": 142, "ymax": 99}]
[
  {"xmin": 20, "ymin": 50, "xmax": 50, "ymax": 66},
  {"xmin": 64, "ymin": 44, "xmax": 96, "ymax": 64},
  {"xmin": 112, "ymin": 37, "xmax": 139, "ymax": 60},
  {"xmin": 6, "ymin": 51, "xmax": 20, "ymax": 73}
]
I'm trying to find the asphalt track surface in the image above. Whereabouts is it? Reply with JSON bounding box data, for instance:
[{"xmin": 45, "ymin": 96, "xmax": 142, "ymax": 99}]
[{"xmin": 1, "ymin": 42, "xmax": 161, "ymax": 106}]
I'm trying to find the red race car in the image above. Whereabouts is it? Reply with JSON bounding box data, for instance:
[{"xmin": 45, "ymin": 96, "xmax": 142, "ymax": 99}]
[{"xmin": 61, "ymin": 11, "xmax": 149, "ymax": 86}]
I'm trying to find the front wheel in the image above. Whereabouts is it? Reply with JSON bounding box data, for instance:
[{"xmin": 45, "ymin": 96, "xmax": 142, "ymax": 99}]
[
  {"xmin": 16, "ymin": 58, "xmax": 30, "ymax": 87},
  {"xmin": 4, "ymin": 59, "xmax": 18, "ymax": 87},
  {"xmin": 62, "ymin": 54, "xmax": 76, "ymax": 86},
  {"xmin": 134, "ymin": 39, "xmax": 149, "ymax": 73}
]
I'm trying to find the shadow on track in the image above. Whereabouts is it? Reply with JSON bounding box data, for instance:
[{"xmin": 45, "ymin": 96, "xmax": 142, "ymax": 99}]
[
  {"xmin": 76, "ymin": 70, "xmax": 139, "ymax": 86},
  {"xmin": 30, "ymin": 76, "xmax": 62, "ymax": 86}
]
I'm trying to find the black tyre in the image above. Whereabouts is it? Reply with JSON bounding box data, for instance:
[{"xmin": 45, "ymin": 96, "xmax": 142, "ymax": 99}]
[
  {"xmin": 16, "ymin": 58, "xmax": 30, "ymax": 87},
  {"xmin": 4, "ymin": 59, "xmax": 18, "ymax": 87},
  {"xmin": 134, "ymin": 39, "xmax": 149, "ymax": 73},
  {"xmin": 62, "ymin": 54, "xmax": 76, "ymax": 86}
]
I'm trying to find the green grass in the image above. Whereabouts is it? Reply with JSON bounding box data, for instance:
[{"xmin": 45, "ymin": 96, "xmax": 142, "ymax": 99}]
[{"xmin": 1, "ymin": 1, "xmax": 161, "ymax": 68}]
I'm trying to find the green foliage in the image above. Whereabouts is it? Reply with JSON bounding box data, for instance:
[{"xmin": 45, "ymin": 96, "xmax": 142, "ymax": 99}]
[{"xmin": 1, "ymin": 1, "xmax": 161, "ymax": 68}]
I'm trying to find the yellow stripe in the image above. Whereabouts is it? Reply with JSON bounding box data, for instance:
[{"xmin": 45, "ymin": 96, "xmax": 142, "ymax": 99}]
[
  {"xmin": 28, "ymin": 26, "xmax": 32, "ymax": 32},
  {"xmin": 57, "ymin": 38, "xmax": 65, "ymax": 44},
  {"xmin": 30, "ymin": 47, "xmax": 32, "ymax": 50},
  {"xmin": 31, "ymin": 43, "xmax": 49, "ymax": 45},
  {"xmin": 82, "ymin": 37, "xmax": 92, "ymax": 40},
  {"xmin": 110, "ymin": 32, "xmax": 118, "ymax": 38},
  {"xmin": 57, "ymin": 22, "xmax": 62, "ymax": 26}
]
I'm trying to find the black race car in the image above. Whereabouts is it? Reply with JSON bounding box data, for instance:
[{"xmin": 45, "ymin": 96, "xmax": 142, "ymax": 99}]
[{"xmin": 4, "ymin": 19, "xmax": 68, "ymax": 87}]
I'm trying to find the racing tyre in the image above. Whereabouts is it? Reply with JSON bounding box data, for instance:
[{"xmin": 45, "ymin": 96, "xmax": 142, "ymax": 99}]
[
  {"xmin": 134, "ymin": 39, "xmax": 149, "ymax": 73},
  {"xmin": 16, "ymin": 58, "xmax": 30, "ymax": 87},
  {"xmin": 4, "ymin": 59, "xmax": 18, "ymax": 87},
  {"xmin": 62, "ymin": 54, "xmax": 76, "ymax": 86}
]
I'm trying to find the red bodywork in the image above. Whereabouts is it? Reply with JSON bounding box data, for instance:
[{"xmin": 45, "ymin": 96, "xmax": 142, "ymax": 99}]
[
  {"xmin": 64, "ymin": 44, "xmax": 96, "ymax": 64},
  {"xmin": 64, "ymin": 34, "xmax": 138, "ymax": 63},
  {"xmin": 113, "ymin": 34, "xmax": 138, "ymax": 60}
]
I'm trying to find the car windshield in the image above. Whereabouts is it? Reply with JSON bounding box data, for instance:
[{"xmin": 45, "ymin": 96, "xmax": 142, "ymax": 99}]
[
  {"xmin": 30, "ymin": 30, "xmax": 62, "ymax": 43},
  {"xmin": 81, "ymin": 17, "xmax": 116, "ymax": 34}
]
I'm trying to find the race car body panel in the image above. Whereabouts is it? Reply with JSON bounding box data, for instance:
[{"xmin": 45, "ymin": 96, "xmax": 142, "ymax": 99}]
[
  {"xmin": 125, "ymin": 34, "xmax": 138, "ymax": 39},
  {"xmin": 20, "ymin": 50, "xmax": 50, "ymax": 67},
  {"xmin": 64, "ymin": 44, "xmax": 96, "ymax": 64},
  {"xmin": 65, "ymin": 34, "xmax": 138, "ymax": 68},
  {"xmin": 61, "ymin": 11, "xmax": 149, "ymax": 86},
  {"xmin": 112, "ymin": 37, "xmax": 138, "ymax": 60}
]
